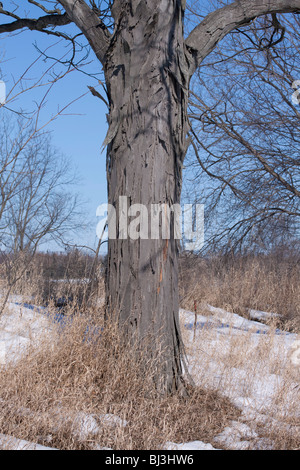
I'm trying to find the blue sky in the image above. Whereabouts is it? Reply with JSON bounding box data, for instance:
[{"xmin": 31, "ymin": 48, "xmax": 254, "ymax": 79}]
[{"xmin": 0, "ymin": 26, "xmax": 109, "ymax": 252}]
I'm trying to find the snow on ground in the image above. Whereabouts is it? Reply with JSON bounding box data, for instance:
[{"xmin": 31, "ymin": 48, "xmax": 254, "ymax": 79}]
[
  {"xmin": 0, "ymin": 433, "xmax": 57, "ymax": 450},
  {"xmin": 165, "ymin": 441, "xmax": 218, "ymax": 451},
  {"xmin": 248, "ymin": 309, "xmax": 282, "ymax": 322},
  {"xmin": 181, "ymin": 304, "xmax": 300, "ymax": 450},
  {"xmin": 0, "ymin": 298, "xmax": 54, "ymax": 365},
  {"xmin": 0, "ymin": 297, "xmax": 299, "ymax": 450}
]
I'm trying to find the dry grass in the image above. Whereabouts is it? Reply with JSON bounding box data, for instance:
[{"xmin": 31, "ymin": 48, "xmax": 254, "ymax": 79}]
[
  {"xmin": 180, "ymin": 311, "xmax": 300, "ymax": 450},
  {"xmin": 0, "ymin": 310, "xmax": 239, "ymax": 450},
  {"xmin": 177, "ymin": 249, "xmax": 300, "ymax": 450},
  {"xmin": 0, "ymin": 249, "xmax": 299, "ymax": 450},
  {"xmin": 179, "ymin": 251, "xmax": 300, "ymax": 332}
]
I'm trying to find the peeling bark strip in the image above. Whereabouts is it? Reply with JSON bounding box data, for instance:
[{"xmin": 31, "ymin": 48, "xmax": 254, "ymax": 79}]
[{"xmin": 104, "ymin": 0, "xmax": 192, "ymax": 393}]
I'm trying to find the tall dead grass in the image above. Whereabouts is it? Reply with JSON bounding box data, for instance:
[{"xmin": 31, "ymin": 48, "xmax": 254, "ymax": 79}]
[
  {"xmin": 0, "ymin": 309, "xmax": 239, "ymax": 450},
  {"xmin": 179, "ymin": 249, "xmax": 300, "ymax": 450},
  {"xmin": 0, "ymin": 248, "xmax": 299, "ymax": 450},
  {"xmin": 179, "ymin": 250, "xmax": 300, "ymax": 332},
  {"xmin": 180, "ymin": 313, "xmax": 300, "ymax": 449}
]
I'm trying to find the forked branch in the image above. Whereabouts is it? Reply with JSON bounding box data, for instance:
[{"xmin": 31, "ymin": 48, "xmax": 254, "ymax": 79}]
[
  {"xmin": 0, "ymin": 0, "xmax": 111, "ymax": 65},
  {"xmin": 185, "ymin": 0, "xmax": 300, "ymax": 74}
]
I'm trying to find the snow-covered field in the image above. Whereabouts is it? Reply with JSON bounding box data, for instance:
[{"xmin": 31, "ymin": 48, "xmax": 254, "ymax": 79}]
[{"xmin": 0, "ymin": 298, "xmax": 299, "ymax": 450}]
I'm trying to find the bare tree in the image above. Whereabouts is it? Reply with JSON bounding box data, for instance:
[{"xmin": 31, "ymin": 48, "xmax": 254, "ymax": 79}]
[
  {"xmin": 1, "ymin": 129, "xmax": 80, "ymax": 252},
  {"xmin": 0, "ymin": 45, "xmax": 85, "ymax": 253},
  {"xmin": 0, "ymin": 115, "xmax": 84, "ymax": 311},
  {"xmin": 1, "ymin": 1, "xmax": 300, "ymax": 392},
  {"xmin": 186, "ymin": 13, "xmax": 300, "ymax": 252},
  {"xmin": 0, "ymin": 49, "xmax": 88, "ymax": 313}
]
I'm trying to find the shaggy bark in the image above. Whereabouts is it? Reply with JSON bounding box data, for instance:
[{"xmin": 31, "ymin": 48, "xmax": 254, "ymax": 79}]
[
  {"xmin": 1, "ymin": 0, "xmax": 300, "ymax": 392},
  {"xmin": 103, "ymin": 0, "xmax": 192, "ymax": 393}
]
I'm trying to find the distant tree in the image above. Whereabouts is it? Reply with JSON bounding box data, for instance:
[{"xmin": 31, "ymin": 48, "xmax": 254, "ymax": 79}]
[
  {"xmin": 0, "ymin": 50, "xmax": 86, "ymax": 314},
  {"xmin": 0, "ymin": 116, "xmax": 81, "ymax": 253},
  {"xmin": 0, "ymin": 116, "xmax": 84, "ymax": 313}
]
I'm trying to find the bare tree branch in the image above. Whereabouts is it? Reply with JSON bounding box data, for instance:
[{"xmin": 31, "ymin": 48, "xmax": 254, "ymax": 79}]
[
  {"xmin": 0, "ymin": 10, "xmax": 71, "ymax": 35},
  {"xmin": 185, "ymin": 12, "xmax": 300, "ymax": 251},
  {"xmin": 185, "ymin": 0, "xmax": 300, "ymax": 73},
  {"xmin": 27, "ymin": 0, "xmax": 63, "ymax": 15},
  {"xmin": 57, "ymin": 0, "xmax": 111, "ymax": 64},
  {"xmin": 0, "ymin": 1, "xmax": 112, "ymax": 65}
]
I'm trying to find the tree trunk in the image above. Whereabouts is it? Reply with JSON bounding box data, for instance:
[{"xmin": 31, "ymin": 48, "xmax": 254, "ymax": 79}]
[
  {"xmin": 104, "ymin": 1, "xmax": 191, "ymax": 393},
  {"xmin": 2, "ymin": 0, "xmax": 300, "ymax": 397}
]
